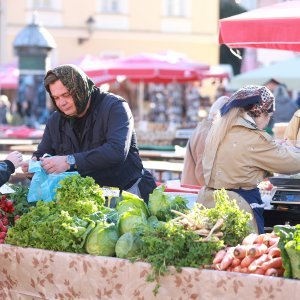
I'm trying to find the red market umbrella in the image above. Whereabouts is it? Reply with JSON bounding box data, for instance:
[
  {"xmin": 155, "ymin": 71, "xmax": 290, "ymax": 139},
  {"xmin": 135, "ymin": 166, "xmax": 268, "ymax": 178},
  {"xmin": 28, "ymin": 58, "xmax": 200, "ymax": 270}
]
[
  {"xmin": 69, "ymin": 55, "xmax": 117, "ymax": 86},
  {"xmin": 198, "ymin": 65, "xmax": 230, "ymax": 81},
  {"xmin": 86, "ymin": 53, "xmax": 209, "ymax": 82},
  {"xmin": 86, "ymin": 53, "xmax": 210, "ymax": 120},
  {"xmin": 0, "ymin": 62, "xmax": 19, "ymax": 89},
  {"xmin": 219, "ymin": 1, "xmax": 300, "ymax": 52}
]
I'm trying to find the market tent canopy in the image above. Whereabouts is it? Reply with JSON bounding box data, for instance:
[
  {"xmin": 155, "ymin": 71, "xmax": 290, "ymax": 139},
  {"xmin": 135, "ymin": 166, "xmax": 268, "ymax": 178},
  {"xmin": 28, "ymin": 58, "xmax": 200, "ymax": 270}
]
[
  {"xmin": 67, "ymin": 54, "xmax": 117, "ymax": 86},
  {"xmin": 228, "ymin": 56, "xmax": 300, "ymax": 91},
  {"xmin": 0, "ymin": 62, "xmax": 18, "ymax": 89},
  {"xmin": 86, "ymin": 52, "xmax": 210, "ymax": 83},
  {"xmin": 219, "ymin": 1, "xmax": 300, "ymax": 52}
]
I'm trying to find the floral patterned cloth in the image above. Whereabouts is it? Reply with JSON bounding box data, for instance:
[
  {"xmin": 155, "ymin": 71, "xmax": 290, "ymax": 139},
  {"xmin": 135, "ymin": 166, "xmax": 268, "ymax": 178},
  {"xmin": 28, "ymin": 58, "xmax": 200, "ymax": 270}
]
[{"xmin": 0, "ymin": 244, "xmax": 299, "ymax": 300}]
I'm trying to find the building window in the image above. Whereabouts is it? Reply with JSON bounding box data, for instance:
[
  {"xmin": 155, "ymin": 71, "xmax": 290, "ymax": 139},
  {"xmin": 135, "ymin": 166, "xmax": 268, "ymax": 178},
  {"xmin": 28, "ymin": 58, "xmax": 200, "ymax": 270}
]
[
  {"xmin": 165, "ymin": 0, "xmax": 185, "ymax": 17},
  {"xmin": 32, "ymin": 0, "xmax": 52, "ymax": 9},
  {"xmin": 100, "ymin": 0, "xmax": 120, "ymax": 13}
]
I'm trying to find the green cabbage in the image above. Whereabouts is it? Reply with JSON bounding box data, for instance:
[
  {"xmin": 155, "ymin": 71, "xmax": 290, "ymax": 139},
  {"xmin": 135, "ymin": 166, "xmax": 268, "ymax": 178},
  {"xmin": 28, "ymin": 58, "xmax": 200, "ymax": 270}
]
[
  {"xmin": 115, "ymin": 232, "xmax": 142, "ymax": 258},
  {"xmin": 285, "ymin": 240, "xmax": 300, "ymax": 279},
  {"xmin": 148, "ymin": 186, "xmax": 188, "ymax": 221},
  {"xmin": 85, "ymin": 221, "xmax": 119, "ymax": 256},
  {"xmin": 118, "ymin": 210, "xmax": 147, "ymax": 235},
  {"xmin": 116, "ymin": 192, "xmax": 149, "ymax": 217}
]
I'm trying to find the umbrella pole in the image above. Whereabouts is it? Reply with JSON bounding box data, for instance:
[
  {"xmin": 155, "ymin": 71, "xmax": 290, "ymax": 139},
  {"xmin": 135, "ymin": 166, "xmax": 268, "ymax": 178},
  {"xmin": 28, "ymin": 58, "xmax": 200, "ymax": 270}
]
[{"xmin": 138, "ymin": 81, "xmax": 144, "ymax": 122}]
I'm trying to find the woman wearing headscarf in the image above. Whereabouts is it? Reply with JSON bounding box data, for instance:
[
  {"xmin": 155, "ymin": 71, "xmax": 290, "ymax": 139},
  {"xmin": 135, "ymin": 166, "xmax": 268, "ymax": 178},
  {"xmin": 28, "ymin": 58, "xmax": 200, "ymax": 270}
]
[
  {"xmin": 21, "ymin": 64, "xmax": 156, "ymax": 202},
  {"xmin": 199, "ymin": 85, "xmax": 300, "ymax": 233},
  {"xmin": 0, "ymin": 151, "xmax": 23, "ymax": 186},
  {"xmin": 181, "ymin": 96, "xmax": 229, "ymax": 186}
]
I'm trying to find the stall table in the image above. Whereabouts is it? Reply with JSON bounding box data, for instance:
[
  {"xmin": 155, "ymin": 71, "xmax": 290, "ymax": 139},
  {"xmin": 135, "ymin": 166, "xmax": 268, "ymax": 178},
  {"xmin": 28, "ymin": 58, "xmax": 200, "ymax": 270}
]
[
  {"xmin": 0, "ymin": 138, "xmax": 40, "ymax": 152},
  {"xmin": 0, "ymin": 244, "xmax": 299, "ymax": 299},
  {"xmin": 139, "ymin": 150, "xmax": 185, "ymax": 161},
  {"xmin": 142, "ymin": 160, "xmax": 183, "ymax": 182}
]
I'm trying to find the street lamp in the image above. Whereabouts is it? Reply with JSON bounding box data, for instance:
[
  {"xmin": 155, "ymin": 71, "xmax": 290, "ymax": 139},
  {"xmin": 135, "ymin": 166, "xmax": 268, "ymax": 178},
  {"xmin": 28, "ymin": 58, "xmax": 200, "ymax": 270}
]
[{"xmin": 78, "ymin": 16, "xmax": 95, "ymax": 45}]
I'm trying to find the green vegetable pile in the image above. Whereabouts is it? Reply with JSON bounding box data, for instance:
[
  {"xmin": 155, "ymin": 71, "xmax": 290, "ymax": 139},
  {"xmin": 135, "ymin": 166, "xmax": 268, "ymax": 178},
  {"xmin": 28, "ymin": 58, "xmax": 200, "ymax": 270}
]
[
  {"xmin": 136, "ymin": 221, "xmax": 223, "ymax": 295},
  {"xmin": 6, "ymin": 175, "xmax": 104, "ymax": 252},
  {"xmin": 148, "ymin": 185, "xmax": 188, "ymax": 221},
  {"xmin": 273, "ymin": 224, "xmax": 300, "ymax": 279},
  {"xmin": 132, "ymin": 188, "xmax": 252, "ymax": 295},
  {"xmin": 200, "ymin": 189, "xmax": 253, "ymax": 246},
  {"xmin": 8, "ymin": 184, "xmax": 35, "ymax": 218}
]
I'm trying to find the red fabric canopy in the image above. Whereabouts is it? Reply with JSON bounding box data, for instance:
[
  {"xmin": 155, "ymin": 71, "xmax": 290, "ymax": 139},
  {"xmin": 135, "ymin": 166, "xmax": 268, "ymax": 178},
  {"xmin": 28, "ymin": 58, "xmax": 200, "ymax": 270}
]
[
  {"xmin": 219, "ymin": 1, "xmax": 300, "ymax": 52},
  {"xmin": 86, "ymin": 53, "xmax": 210, "ymax": 83},
  {"xmin": 68, "ymin": 55, "xmax": 117, "ymax": 86},
  {"xmin": 0, "ymin": 62, "xmax": 18, "ymax": 89}
]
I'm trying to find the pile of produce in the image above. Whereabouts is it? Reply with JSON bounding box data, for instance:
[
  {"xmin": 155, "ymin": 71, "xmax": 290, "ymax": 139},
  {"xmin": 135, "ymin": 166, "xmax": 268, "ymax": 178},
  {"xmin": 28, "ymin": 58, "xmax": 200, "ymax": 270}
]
[
  {"xmin": 212, "ymin": 232, "xmax": 283, "ymax": 276},
  {"xmin": 6, "ymin": 175, "xmax": 105, "ymax": 252},
  {"xmin": 6, "ymin": 176, "xmax": 299, "ymax": 295},
  {"xmin": 0, "ymin": 184, "xmax": 34, "ymax": 243},
  {"xmin": 273, "ymin": 224, "xmax": 300, "ymax": 279},
  {"xmin": 129, "ymin": 188, "xmax": 253, "ymax": 294}
]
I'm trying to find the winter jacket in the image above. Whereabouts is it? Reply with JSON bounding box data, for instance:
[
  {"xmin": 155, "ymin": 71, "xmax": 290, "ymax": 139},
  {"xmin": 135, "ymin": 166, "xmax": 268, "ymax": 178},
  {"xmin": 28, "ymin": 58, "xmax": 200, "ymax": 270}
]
[
  {"xmin": 34, "ymin": 89, "xmax": 147, "ymax": 190},
  {"xmin": 0, "ymin": 160, "xmax": 15, "ymax": 186}
]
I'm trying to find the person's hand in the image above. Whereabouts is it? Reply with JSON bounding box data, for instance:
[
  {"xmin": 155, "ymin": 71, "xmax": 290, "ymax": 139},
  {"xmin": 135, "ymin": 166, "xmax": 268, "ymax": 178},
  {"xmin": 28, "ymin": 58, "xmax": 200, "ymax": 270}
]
[
  {"xmin": 5, "ymin": 151, "xmax": 23, "ymax": 169},
  {"xmin": 21, "ymin": 157, "xmax": 37, "ymax": 179},
  {"xmin": 40, "ymin": 156, "xmax": 69, "ymax": 174}
]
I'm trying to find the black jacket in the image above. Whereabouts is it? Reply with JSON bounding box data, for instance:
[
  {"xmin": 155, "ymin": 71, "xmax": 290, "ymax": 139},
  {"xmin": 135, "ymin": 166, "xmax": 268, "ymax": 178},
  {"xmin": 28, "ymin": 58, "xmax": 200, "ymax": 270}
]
[
  {"xmin": 34, "ymin": 90, "xmax": 146, "ymax": 190},
  {"xmin": 0, "ymin": 160, "xmax": 15, "ymax": 186}
]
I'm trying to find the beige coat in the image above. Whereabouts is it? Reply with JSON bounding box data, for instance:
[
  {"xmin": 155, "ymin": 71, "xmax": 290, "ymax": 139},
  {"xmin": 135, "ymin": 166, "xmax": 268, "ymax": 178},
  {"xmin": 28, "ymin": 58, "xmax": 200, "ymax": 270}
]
[
  {"xmin": 181, "ymin": 119, "xmax": 212, "ymax": 186},
  {"xmin": 198, "ymin": 116, "xmax": 300, "ymax": 233},
  {"xmin": 284, "ymin": 109, "xmax": 300, "ymax": 147},
  {"xmin": 203, "ymin": 116, "xmax": 300, "ymax": 190}
]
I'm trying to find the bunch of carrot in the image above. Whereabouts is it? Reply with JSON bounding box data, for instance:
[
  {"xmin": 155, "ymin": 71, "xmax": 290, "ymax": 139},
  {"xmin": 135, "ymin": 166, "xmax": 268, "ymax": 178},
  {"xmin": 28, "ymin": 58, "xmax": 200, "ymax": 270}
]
[{"xmin": 212, "ymin": 232, "xmax": 284, "ymax": 277}]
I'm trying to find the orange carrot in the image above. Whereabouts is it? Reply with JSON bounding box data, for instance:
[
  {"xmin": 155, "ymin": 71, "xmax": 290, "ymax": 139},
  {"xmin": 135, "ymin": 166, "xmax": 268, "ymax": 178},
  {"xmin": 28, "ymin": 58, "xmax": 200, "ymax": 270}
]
[
  {"xmin": 261, "ymin": 257, "xmax": 283, "ymax": 271},
  {"xmin": 219, "ymin": 247, "xmax": 234, "ymax": 271},
  {"xmin": 213, "ymin": 249, "xmax": 227, "ymax": 264},
  {"xmin": 255, "ymin": 234, "xmax": 267, "ymax": 245},
  {"xmin": 248, "ymin": 244, "xmax": 268, "ymax": 258},
  {"xmin": 248, "ymin": 254, "xmax": 268, "ymax": 272},
  {"xmin": 264, "ymin": 268, "xmax": 279, "ymax": 277},
  {"xmin": 253, "ymin": 268, "xmax": 265, "ymax": 275},
  {"xmin": 242, "ymin": 233, "xmax": 259, "ymax": 245},
  {"xmin": 231, "ymin": 257, "xmax": 242, "ymax": 267},
  {"xmin": 268, "ymin": 237, "xmax": 280, "ymax": 247},
  {"xmin": 267, "ymin": 247, "xmax": 281, "ymax": 259},
  {"xmin": 233, "ymin": 245, "xmax": 250, "ymax": 259},
  {"xmin": 241, "ymin": 255, "xmax": 256, "ymax": 268}
]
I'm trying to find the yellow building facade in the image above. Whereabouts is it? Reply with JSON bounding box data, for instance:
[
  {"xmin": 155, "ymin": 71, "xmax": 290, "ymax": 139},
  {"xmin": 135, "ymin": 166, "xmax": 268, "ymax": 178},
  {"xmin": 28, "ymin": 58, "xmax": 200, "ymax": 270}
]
[{"xmin": 0, "ymin": 0, "xmax": 220, "ymax": 66}]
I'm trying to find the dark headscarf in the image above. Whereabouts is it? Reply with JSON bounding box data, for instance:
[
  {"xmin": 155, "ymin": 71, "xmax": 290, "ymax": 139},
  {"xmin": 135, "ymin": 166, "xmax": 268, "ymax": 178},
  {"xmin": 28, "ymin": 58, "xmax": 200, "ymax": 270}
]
[
  {"xmin": 44, "ymin": 64, "xmax": 95, "ymax": 117},
  {"xmin": 220, "ymin": 85, "xmax": 275, "ymax": 117}
]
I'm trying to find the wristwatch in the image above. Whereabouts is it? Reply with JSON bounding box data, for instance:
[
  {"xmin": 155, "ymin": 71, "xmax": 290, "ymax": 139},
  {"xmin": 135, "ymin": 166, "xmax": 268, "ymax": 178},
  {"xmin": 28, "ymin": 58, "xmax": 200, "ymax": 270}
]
[{"xmin": 66, "ymin": 154, "xmax": 76, "ymax": 171}]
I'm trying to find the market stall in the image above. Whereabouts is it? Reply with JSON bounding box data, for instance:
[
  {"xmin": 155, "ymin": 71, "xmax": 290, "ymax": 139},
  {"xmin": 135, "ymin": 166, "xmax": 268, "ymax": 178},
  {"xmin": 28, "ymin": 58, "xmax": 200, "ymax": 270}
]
[{"xmin": 0, "ymin": 244, "xmax": 299, "ymax": 300}]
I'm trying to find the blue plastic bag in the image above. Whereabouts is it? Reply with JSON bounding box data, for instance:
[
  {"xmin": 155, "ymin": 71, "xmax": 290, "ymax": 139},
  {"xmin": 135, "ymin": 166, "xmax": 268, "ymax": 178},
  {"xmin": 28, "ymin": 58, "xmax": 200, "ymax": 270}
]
[{"xmin": 27, "ymin": 160, "xmax": 78, "ymax": 203}]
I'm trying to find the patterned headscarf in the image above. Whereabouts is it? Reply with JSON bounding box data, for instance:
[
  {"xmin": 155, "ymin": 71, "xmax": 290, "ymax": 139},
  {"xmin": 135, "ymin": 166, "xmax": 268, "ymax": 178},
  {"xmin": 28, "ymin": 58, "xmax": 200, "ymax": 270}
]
[
  {"xmin": 220, "ymin": 85, "xmax": 275, "ymax": 117},
  {"xmin": 44, "ymin": 64, "xmax": 95, "ymax": 117}
]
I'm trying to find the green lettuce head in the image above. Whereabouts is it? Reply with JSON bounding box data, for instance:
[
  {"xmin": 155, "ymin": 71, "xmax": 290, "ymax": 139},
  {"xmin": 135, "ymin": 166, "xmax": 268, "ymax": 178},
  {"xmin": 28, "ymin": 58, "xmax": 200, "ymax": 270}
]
[{"xmin": 85, "ymin": 221, "xmax": 119, "ymax": 256}]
